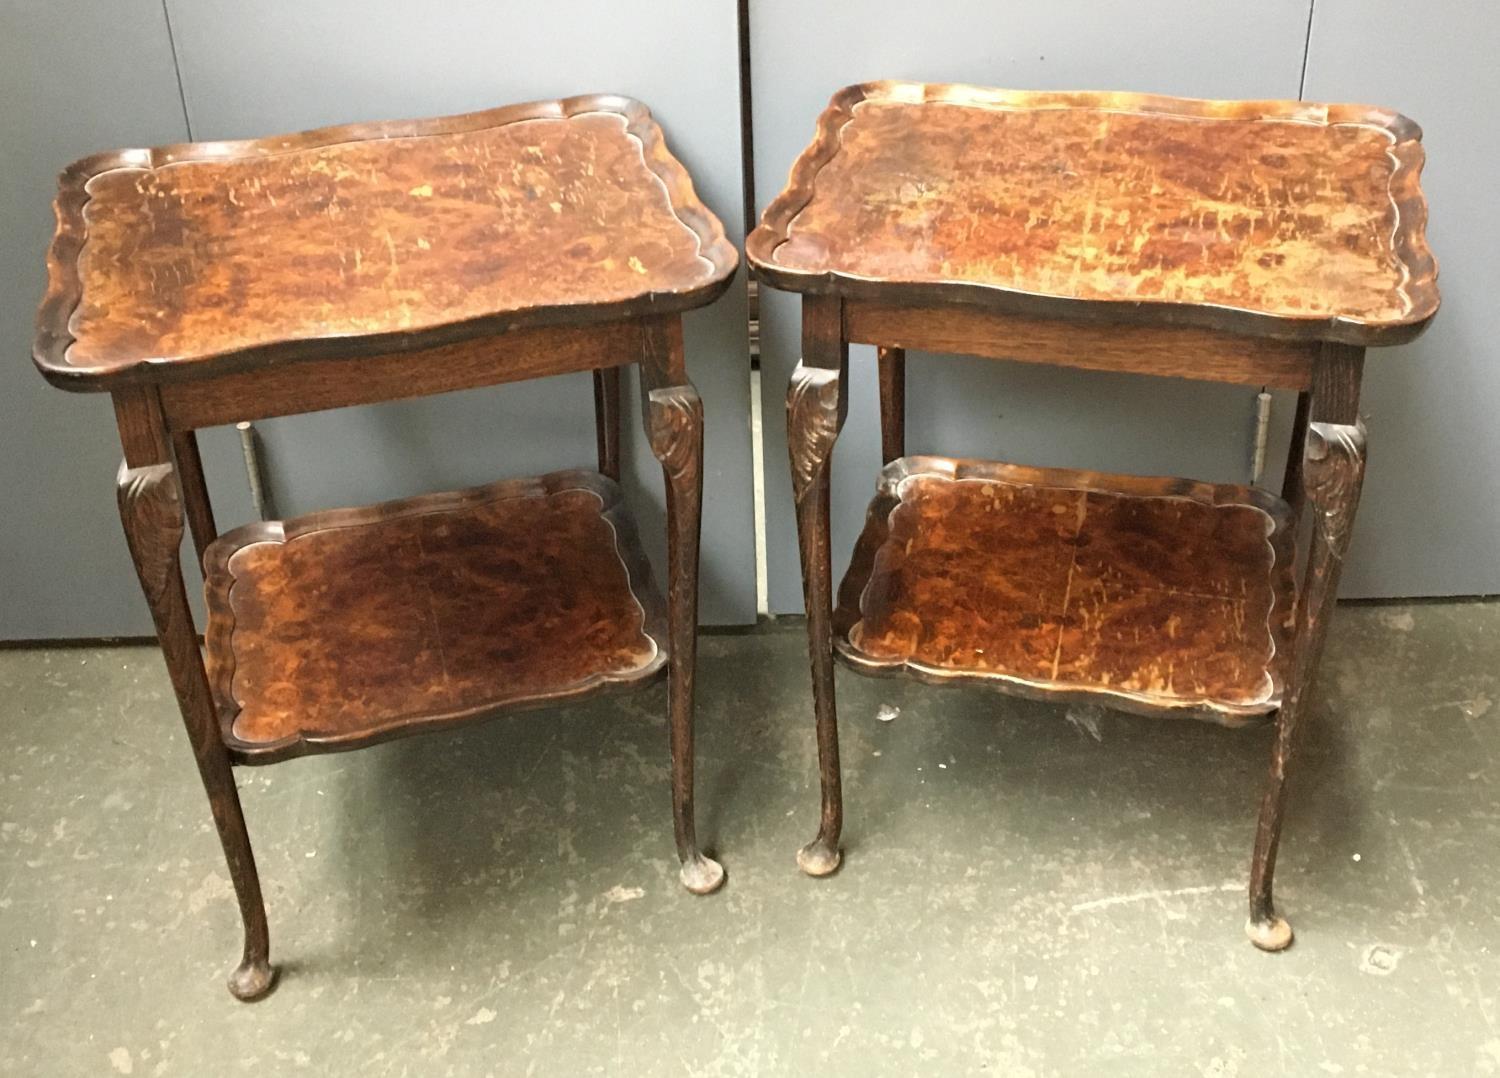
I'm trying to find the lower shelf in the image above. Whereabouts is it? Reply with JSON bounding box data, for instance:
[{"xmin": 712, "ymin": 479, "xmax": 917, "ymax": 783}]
[
  {"xmin": 204, "ymin": 469, "xmax": 666, "ymax": 762},
  {"xmin": 834, "ymin": 456, "xmax": 1298, "ymax": 723}
]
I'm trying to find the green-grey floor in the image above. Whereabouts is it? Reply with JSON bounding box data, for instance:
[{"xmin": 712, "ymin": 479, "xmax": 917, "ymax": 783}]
[{"xmin": 2, "ymin": 601, "xmax": 1497, "ymax": 1075}]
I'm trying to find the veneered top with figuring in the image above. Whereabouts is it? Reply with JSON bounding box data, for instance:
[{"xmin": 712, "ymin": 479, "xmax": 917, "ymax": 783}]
[
  {"xmin": 36, "ymin": 95, "xmax": 737, "ymax": 389},
  {"xmin": 748, "ymin": 83, "xmax": 1437, "ymax": 345}
]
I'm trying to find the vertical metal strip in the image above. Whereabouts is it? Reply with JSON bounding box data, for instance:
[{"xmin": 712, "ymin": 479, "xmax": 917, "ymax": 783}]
[
  {"xmin": 1297, "ymin": 0, "xmax": 1318, "ymax": 99},
  {"xmin": 159, "ymin": 1, "xmax": 195, "ymax": 140}
]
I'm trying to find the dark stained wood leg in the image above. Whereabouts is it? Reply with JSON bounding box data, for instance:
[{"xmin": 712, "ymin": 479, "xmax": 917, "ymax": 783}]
[
  {"xmin": 115, "ymin": 392, "xmax": 273, "ymax": 1000},
  {"xmin": 1281, "ymin": 390, "xmax": 1311, "ymax": 522},
  {"xmin": 877, "ymin": 346, "xmax": 905, "ymax": 465},
  {"xmin": 640, "ymin": 318, "xmax": 723, "ymax": 895},
  {"xmin": 1247, "ymin": 346, "xmax": 1364, "ymax": 951},
  {"xmin": 788, "ymin": 295, "xmax": 850, "ymax": 877},
  {"xmin": 593, "ymin": 366, "xmax": 622, "ymax": 482},
  {"xmin": 171, "ymin": 430, "xmax": 218, "ymax": 567}
]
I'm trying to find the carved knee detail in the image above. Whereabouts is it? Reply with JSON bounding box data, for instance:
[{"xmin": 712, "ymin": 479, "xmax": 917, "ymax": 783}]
[
  {"xmin": 645, "ymin": 384, "xmax": 703, "ymax": 485},
  {"xmin": 117, "ymin": 462, "xmax": 184, "ymax": 602},
  {"xmin": 786, "ymin": 363, "xmax": 845, "ymax": 504},
  {"xmin": 1303, "ymin": 420, "xmax": 1366, "ymax": 555}
]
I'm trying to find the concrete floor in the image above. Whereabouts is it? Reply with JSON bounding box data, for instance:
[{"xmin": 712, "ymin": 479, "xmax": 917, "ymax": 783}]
[{"xmin": 2, "ymin": 600, "xmax": 1498, "ymax": 1075}]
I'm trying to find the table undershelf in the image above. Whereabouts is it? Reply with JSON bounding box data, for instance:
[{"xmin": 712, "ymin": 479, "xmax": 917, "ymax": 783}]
[
  {"xmin": 204, "ymin": 469, "xmax": 666, "ymax": 762},
  {"xmin": 833, "ymin": 456, "xmax": 1299, "ymax": 724}
]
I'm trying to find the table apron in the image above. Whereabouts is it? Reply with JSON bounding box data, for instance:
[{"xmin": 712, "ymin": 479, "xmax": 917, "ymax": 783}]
[
  {"xmin": 157, "ymin": 320, "xmax": 641, "ymax": 431},
  {"xmin": 843, "ymin": 300, "xmax": 1316, "ymax": 390}
]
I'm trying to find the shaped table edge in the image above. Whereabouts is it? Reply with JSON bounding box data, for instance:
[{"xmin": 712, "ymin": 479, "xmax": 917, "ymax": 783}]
[
  {"xmin": 35, "ymin": 92, "xmax": 740, "ymax": 392},
  {"xmin": 746, "ymin": 81, "xmax": 1438, "ymax": 349}
]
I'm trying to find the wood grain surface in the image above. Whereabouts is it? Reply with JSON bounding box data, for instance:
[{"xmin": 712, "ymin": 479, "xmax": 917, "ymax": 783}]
[
  {"xmin": 749, "ymin": 83, "xmax": 1437, "ymax": 345},
  {"xmin": 844, "ymin": 300, "xmax": 1316, "ymax": 389},
  {"xmin": 157, "ymin": 320, "xmax": 636, "ymax": 430},
  {"xmin": 37, "ymin": 95, "xmax": 737, "ymax": 389},
  {"xmin": 203, "ymin": 470, "xmax": 666, "ymax": 761},
  {"xmin": 834, "ymin": 456, "xmax": 1297, "ymax": 721}
]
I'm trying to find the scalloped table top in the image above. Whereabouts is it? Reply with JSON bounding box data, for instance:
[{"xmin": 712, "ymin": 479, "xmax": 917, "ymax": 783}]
[
  {"xmin": 748, "ymin": 83, "xmax": 1438, "ymax": 345},
  {"xmin": 35, "ymin": 95, "xmax": 737, "ymax": 389}
]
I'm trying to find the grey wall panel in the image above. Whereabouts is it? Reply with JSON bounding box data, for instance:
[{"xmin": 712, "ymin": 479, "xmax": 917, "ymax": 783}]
[
  {"xmin": 1303, "ymin": 2, "xmax": 1500, "ymax": 596},
  {"xmin": 151, "ymin": 0, "xmax": 756, "ymax": 624},
  {"xmin": 0, "ymin": 2, "xmax": 257, "ymax": 638},
  {"xmin": 751, "ymin": 2, "xmax": 1321, "ymax": 613}
]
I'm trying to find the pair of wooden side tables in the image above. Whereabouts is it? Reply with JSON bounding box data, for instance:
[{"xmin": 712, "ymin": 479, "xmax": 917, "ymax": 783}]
[{"xmin": 34, "ymin": 84, "xmax": 1437, "ymax": 999}]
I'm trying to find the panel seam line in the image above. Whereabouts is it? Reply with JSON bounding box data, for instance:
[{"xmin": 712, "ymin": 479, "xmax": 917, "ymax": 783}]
[
  {"xmin": 1297, "ymin": 0, "xmax": 1318, "ymax": 100},
  {"xmin": 160, "ymin": 0, "xmax": 195, "ymax": 141}
]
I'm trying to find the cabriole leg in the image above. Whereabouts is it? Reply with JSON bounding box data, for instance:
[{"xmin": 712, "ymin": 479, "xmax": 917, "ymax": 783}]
[
  {"xmin": 117, "ymin": 460, "xmax": 274, "ymax": 998},
  {"xmin": 1280, "ymin": 390, "xmax": 1311, "ymax": 522},
  {"xmin": 1246, "ymin": 419, "xmax": 1366, "ymax": 951},
  {"xmin": 171, "ymin": 429, "xmax": 218, "ymax": 568},
  {"xmin": 788, "ymin": 295, "xmax": 850, "ymax": 877},
  {"xmin": 593, "ymin": 366, "xmax": 622, "ymax": 482},
  {"xmin": 640, "ymin": 318, "xmax": 723, "ymax": 895},
  {"xmin": 877, "ymin": 346, "xmax": 905, "ymax": 465}
]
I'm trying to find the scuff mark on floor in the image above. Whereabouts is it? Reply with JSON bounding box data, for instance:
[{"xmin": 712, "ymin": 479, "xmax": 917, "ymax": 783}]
[
  {"xmin": 601, "ymin": 884, "xmax": 645, "ymax": 910},
  {"xmin": 1070, "ymin": 882, "xmax": 1241, "ymax": 914},
  {"xmin": 1359, "ymin": 944, "xmax": 1403, "ymax": 976},
  {"xmin": 1065, "ymin": 705, "xmax": 1105, "ymax": 742}
]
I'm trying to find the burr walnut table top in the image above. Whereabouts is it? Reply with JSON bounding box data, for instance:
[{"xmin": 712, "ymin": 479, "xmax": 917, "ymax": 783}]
[
  {"xmin": 834, "ymin": 457, "xmax": 1297, "ymax": 723},
  {"xmin": 35, "ymin": 94, "xmax": 737, "ymax": 389},
  {"xmin": 748, "ymin": 82, "xmax": 1437, "ymax": 345},
  {"xmin": 204, "ymin": 470, "xmax": 666, "ymax": 762}
]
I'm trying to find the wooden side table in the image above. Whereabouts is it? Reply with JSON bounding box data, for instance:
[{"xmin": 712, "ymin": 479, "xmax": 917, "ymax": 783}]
[
  {"xmin": 34, "ymin": 95, "xmax": 738, "ymax": 999},
  {"xmin": 748, "ymin": 82, "xmax": 1438, "ymax": 949}
]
